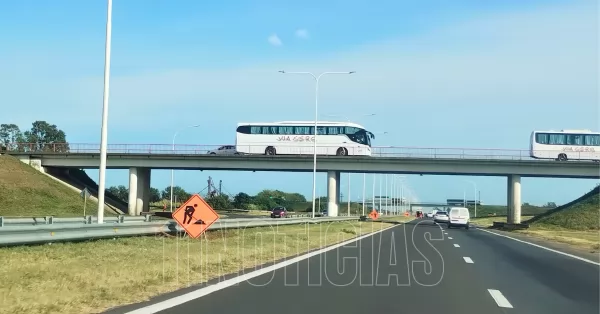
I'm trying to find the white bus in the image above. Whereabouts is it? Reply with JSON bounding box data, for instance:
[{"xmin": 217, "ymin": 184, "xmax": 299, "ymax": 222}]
[
  {"xmin": 530, "ymin": 129, "xmax": 600, "ymax": 161},
  {"xmin": 235, "ymin": 121, "xmax": 374, "ymax": 156}
]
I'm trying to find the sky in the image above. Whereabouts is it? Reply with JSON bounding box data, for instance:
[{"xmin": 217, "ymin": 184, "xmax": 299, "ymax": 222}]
[{"xmin": 1, "ymin": 0, "xmax": 598, "ymax": 206}]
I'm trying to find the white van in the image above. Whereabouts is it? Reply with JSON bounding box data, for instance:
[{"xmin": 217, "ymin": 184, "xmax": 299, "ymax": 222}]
[{"xmin": 448, "ymin": 207, "xmax": 470, "ymax": 229}]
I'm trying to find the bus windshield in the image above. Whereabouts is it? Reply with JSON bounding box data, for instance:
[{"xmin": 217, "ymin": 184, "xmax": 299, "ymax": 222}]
[{"xmin": 347, "ymin": 129, "xmax": 374, "ymax": 146}]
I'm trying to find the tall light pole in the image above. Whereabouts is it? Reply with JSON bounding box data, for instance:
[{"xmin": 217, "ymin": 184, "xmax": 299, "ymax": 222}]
[
  {"xmin": 170, "ymin": 125, "xmax": 201, "ymax": 212},
  {"xmin": 371, "ymin": 174, "xmax": 375, "ymax": 213},
  {"xmin": 378, "ymin": 174, "xmax": 382, "ymax": 213},
  {"xmin": 385, "ymin": 174, "xmax": 388, "ymax": 214},
  {"xmin": 465, "ymin": 179, "xmax": 478, "ymax": 218},
  {"xmin": 279, "ymin": 70, "xmax": 355, "ymax": 218},
  {"xmin": 362, "ymin": 173, "xmax": 366, "ymax": 216},
  {"xmin": 96, "ymin": 0, "xmax": 113, "ymax": 224},
  {"xmin": 347, "ymin": 173, "xmax": 351, "ymax": 215}
]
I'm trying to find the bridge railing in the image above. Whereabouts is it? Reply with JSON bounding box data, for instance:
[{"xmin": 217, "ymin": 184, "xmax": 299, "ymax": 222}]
[{"xmin": 0, "ymin": 142, "xmax": 587, "ymax": 161}]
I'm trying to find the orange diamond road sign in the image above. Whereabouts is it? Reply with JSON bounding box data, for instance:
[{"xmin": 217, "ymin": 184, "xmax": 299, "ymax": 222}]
[
  {"xmin": 368, "ymin": 209, "xmax": 379, "ymax": 220},
  {"xmin": 172, "ymin": 194, "xmax": 220, "ymax": 238}
]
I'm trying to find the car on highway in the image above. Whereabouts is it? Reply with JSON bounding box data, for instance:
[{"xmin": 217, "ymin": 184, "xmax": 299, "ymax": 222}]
[
  {"xmin": 207, "ymin": 145, "xmax": 240, "ymax": 155},
  {"xmin": 270, "ymin": 206, "xmax": 288, "ymax": 218},
  {"xmin": 448, "ymin": 207, "xmax": 470, "ymax": 229},
  {"xmin": 425, "ymin": 210, "xmax": 436, "ymax": 218},
  {"xmin": 433, "ymin": 211, "xmax": 449, "ymax": 224}
]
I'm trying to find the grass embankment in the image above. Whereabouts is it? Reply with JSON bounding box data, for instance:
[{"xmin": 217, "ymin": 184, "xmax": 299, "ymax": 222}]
[
  {"xmin": 521, "ymin": 187, "xmax": 600, "ymax": 252},
  {"xmin": 0, "ymin": 220, "xmax": 398, "ymax": 314},
  {"xmin": 0, "ymin": 155, "xmax": 108, "ymax": 217},
  {"xmin": 472, "ymin": 187, "xmax": 600, "ymax": 252}
]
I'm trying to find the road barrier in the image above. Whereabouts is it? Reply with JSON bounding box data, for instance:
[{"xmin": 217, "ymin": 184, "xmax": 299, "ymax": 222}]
[{"xmin": 0, "ymin": 216, "xmax": 360, "ymax": 247}]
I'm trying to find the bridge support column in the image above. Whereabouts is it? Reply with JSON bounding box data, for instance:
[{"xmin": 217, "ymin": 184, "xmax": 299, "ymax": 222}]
[
  {"xmin": 135, "ymin": 168, "xmax": 151, "ymax": 215},
  {"xmin": 507, "ymin": 174, "xmax": 521, "ymax": 224},
  {"xmin": 127, "ymin": 168, "xmax": 138, "ymax": 215},
  {"xmin": 327, "ymin": 171, "xmax": 340, "ymax": 217}
]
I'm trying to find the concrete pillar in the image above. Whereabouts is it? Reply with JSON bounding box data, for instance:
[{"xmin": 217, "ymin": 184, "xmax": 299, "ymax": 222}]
[
  {"xmin": 143, "ymin": 170, "xmax": 151, "ymax": 213},
  {"xmin": 136, "ymin": 168, "xmax": 151, "ymax": 215},
  {"xmin": 507, "ymin": 175, "xmax": 522, "ymax": 224},
  {"xmin": 127, "ymin": 168, "xmax": 138, "ymax": 216},
  {"xmin": 327, "ymin": 171, "xmax": 340, "ymax": 217}
]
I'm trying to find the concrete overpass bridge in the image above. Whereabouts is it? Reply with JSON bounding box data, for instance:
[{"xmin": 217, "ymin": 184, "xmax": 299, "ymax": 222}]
[{"xmin": 7, "ymin": 143, "xmax": 599, "ymax": 224}]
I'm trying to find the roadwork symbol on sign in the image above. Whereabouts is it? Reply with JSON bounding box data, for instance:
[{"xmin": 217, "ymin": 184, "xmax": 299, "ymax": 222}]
[
  {"xmin": 368, "ymin": 209, "xmax": 379, "ymax": 220},
  {"xmin": 173, "ymin": 194, "xmax": 219, "ymax": 238}
]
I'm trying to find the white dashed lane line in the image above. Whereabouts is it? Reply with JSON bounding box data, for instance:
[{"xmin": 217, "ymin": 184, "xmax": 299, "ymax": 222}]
[
  {"xmin": 487, "ymin": 289, "xmax": 514, "ymax": 308},
  {"xmin": 463, "ymin": 257, "xmax": 474, "ymax": 263},
  {"xmin": 453, "ymin": 244, "xmax": 460, "ymax": 247},
  {"xmin": 448, "ymin": 237, "xmax": 453, "ymax": 239}
]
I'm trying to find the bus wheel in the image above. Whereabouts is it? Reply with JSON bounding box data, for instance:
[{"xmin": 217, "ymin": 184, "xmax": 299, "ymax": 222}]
[
  {"xmin": 265, "ymin": 146, "xmax": 276, "ymax": 155},
  {"xmin": 557, "ymin": 153, "xmax": 567, "ymax": 161},
  {"xmin": 336, "ymin": 147, "xmax": 348, "ymax": 156}
]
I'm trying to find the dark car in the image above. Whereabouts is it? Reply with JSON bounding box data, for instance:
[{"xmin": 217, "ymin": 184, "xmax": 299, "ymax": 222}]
[{"xmin": 270, "ymin": 206, "xmax": 287, "ymax": 218}]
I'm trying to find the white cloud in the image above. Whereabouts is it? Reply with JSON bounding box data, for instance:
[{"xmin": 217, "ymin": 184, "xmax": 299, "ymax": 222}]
[
  {"xmin": 267, "ymin": 34, "xmax": 282, "ymax": 46},
  {"xmin": 295, "ymin": 28, "xmax": 309, "ymax": 39}
]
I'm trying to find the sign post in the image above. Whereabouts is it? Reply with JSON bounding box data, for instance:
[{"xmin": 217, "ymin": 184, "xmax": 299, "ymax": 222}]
[
  {"xmin": 80, "ymin": 187, "xmax": 91, "ymax": 217},
  {"xmin": 172, "ymin": 194, "xmax": 220, "ymax": 238}
]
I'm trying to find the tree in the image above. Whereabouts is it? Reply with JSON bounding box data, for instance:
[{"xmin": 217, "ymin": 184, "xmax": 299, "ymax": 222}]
[
  {"xmin": 544, "ymin": 202, "xmax": 557, "ymax": 208},
  {"xmin": 0, "ymin": 124, "xmax": 24, "ymax": 151},
  {"xmin": 233, "ymin": 192, "xmax": 253, "ymax": 209},
  {"xmin": 23, "ymin": 121, "xmax": 69, "ymax": 152},
  {"xmin": 206, "ymin": 194, "xmax": 233, "ymax": 210},
  {"xmin": 161, "ymin": 186, "xmax": 190, "ymax": 203},
  {"xmin": 150, "ymin": 187, "xmax": 161, "ymax": 203},
  {"xmin": 107, "ymin": 185, "xmax": 129, "ymax": 202}
]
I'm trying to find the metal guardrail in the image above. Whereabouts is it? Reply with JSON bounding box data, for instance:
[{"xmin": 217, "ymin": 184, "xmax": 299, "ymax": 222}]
[
  {"xmin": 0, "ymin": 216, "xmax": 361, "ymax": 246},
  {"xmin": 0, "ymin": 215, "xmax": 152, "ymax": 227},
  {"xmin": 3, "ymin": 142, "xmax": 588, "ymax": 161}
]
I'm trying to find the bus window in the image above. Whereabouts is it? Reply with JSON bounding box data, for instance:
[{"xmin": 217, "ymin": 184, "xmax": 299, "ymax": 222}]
[
  {"xmin": 585, "ymin": 134, "xmax": 600, "ymax": 146},
  {"xmin": 535, "ymin": 133, "xmax": 548, "ymax": 144},
  {"xmin": 567, "ymin": 134, "xmax": 583, "ymax": 145},
  {"xmin": 548, "ymin": 134, "xmax": 566, "ymax": 145}
]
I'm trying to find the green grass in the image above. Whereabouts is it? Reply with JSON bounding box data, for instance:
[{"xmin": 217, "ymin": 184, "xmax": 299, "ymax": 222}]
[
  {"xmin": 472, "ymin": 187, "xmax": 600, "ymax": 252},
  {"xmin": 0, "ymin": 155, "xmax": 111, "ymax": 217},
  {"xmin": 0, "ymin": 220, "xmax": 394, "ymax": 314},
  {"xmin": 527, "ymin": 187, "xmax": 600, "ymax": 231}
]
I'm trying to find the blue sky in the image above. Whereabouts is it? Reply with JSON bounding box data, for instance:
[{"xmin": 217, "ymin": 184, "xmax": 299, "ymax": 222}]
[{"xmin": 1, "ymin": 0, "xmax": 598, "ymax": 206}]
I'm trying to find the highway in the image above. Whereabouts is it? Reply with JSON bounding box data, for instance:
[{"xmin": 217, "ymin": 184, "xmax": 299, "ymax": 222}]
[{"xmin": 111, "ymin": 219, "xmax": 599, "ymax": 314}]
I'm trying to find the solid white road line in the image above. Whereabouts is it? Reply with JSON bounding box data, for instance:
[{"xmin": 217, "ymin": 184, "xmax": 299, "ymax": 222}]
[
  {"xmin": 477, "ymin": 228, "xmax": 600, "ymax": 266},
  {"xmin": 453, "ymin": 244, "xmax": 460, "ymax": 247},
  {"xmin": 125, "ymin": 224, "xmax": 398, "ymax": 314},
  {"xmin": 463, "ymin": 257, "xmax": 474, "ymax": 263},
  {"xmin": 487, "ymin": 289, "xmax": 514, "ymax": 308}
]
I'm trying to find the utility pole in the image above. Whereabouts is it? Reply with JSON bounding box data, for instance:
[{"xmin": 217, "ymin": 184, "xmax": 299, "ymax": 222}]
[{"xmin": 219, "ymin": 180, "xmax": 222, "ymax": 195}]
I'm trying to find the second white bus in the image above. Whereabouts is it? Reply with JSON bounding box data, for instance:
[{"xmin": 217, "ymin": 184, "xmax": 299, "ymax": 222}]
[
  {"xmin": 235, "ymin": 121, "xmax": 374, "ymax": 156},
  {"xmin": 530, "ymin": 129, "xmax": 600, "ymax": 161}
]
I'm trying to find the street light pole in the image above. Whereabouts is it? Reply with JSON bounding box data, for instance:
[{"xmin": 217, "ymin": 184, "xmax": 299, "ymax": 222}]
[
  {"xmin": 378, "ymin": 174, "xmax": 382, "ymax": 213},
  {"xmin": 465, "ymin": 180, "xmax": 478, "ymax": 218},
  {"xmin": 371, "ymin": 174, "xmax": 375, "ymax": 213},
  {"xmin": 279, "ymin": 70, "xmax": 355, "ymax": 219},
  {"xmin": 170, "ymin": 124, "xmax": 201, "ymax": 212},
  {"xmin": 347, "ymin": 173, "xmax": 351, "ymax": 215},
  {"xmin": 362, "ymin": 173, "xmax": 366, "ymax": 216},
  {"xmin": 96, "ymin": 0, "xmax": 113, "ymax": 224}
]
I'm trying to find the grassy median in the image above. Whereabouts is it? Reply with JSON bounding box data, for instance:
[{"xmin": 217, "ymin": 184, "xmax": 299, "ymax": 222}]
[{"xmin": 0, "ymin": 220, "xmax": 396, "ymax": 314}]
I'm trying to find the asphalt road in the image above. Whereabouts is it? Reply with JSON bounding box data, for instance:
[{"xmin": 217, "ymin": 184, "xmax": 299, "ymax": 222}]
[{"xmin": 114, "ymin": 219, "xmax": 599, "ymax": 314}]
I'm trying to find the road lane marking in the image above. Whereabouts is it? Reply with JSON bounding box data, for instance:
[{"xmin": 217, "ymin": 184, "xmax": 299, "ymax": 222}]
[
  {"xmin": 124, "ymin": 224, "xmax": 399, "ymax": 314},
  {"xmin": 487, "ymin": 289, "xmax": 513, "ymax": 308},
  {"xmin": 477, "ymin": 228, "xmax": 600, "ymax": 266},
  {"xmin": 463, "ymin": 257, "xmax": 474, "ymax": 263},
  {"xmin": 453, "ymin": 244, "xmax": 460, "ymax": 247},
  {"xmin": 448, "ymin": 237, "xmax": 453, "ymax": 239}
]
